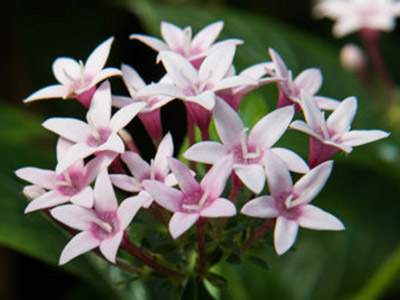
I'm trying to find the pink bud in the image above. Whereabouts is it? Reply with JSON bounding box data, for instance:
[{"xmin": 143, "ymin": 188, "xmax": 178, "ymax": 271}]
[
  {"xmin": 23, "ymin": 185, "xmax": 46, "ymax": 201},
  {"xmin": 340, "ymin": 44, "xmax": 367, "ymax": 72}
]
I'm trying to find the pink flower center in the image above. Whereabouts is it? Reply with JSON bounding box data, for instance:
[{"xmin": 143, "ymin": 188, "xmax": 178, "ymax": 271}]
[
  {"xmin": 91, "ymin": 212, "xmax": 120, "ymax": 240},
  {"xmin": 231, "ymin": 128, "xmax": 263, "ymax": 164},
  {"xmin": 56, "ymin": 170, "xmax": 85, "ymax": 196},
  {"xmin": 87, "ymin": 128, "xmax": 112, "ymax": 147},
  {"xmin": 181, "ymin": 187, "xmax": 210, "ymax": 212},
  {"xmin": 275, "ymin": 193, "xmax": 302, "ymax": 221}
]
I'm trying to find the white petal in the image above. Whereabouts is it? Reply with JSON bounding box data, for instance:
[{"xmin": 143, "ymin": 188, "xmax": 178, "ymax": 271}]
[
  {"xmin": 42, "ymin": 118, "xmax": 91, "ymax": 143},
  {"xmin": 201, "ymin": 197, "xmax": 236, "ymax": 218},
  {"xmin": 199, "ymin": 44, "xmax": 236, "ymax": 83},
  {"xmin": 59, "ymin": 231, "xmax": 100, "ymax": 265},
  {"xmin": 85, "ymin": 37, "xmax": 114, "ymax": 76},
  {"xmin": 110, "ymin": 101, "xmax": 146, "ymax": 131},
  {"xmin": 340, "ymin": 130, "xmax": 389, "ymax": 146},
  {"xmin": 25, "ymin": 191, "xmax": 69, "ymax": 213},
  {"xmin": 264, "ymin": 151, "xmax": 293, "ymax": 197},
  {"xmin": 169, "ymin": 212, "xmax": 199, "ymax": 239},
  {"xmin": 109, "ymin": 174, "xmax": 141, "ymax": 192},
  {"xmin": 299, "ymin": 90, "xmax": 326, "ymax": 132},
  {"xmin": 249, "ymin": 105, "xmax": 294, "ymax": 149},
  {"xmin": 161, "ymin": 22, "xmax": 184, "ymax": 50},
  {"xmin": 201, "ymin": 155, "xmax": 233, "ymax": 198},
  {"xmin": 117, "ymin": 195, "xmax": 148, "ymax": 230},
  {"xmin": 214, "ymin": 75, "xmax": 257, "ymax": 92},
  {"xmin": 142, "ymin": 180, "xmax": 182, "ymax": 212},
  {"xmin": 70, "ymin": 186, "xmax": 94, "ymax": 208},
  {"xmin": 294, "ymin": 68, "xmax": 322, "ymax": 96},
  {"xmin": 168, "ymin": 158, "xmax": 200, "ymax": 194},
  {"xmin": 327, "ymin": 96, "xmax": 357, "ymax": 134},
  {"xmin": 15, "ymin": 167, "xmax": 56, "ymax": 190},
  {"xmin": 89, "ymin": 68, "xmax": 122, "ymax": 87},
  {"xmin": 56, "ymin": 138, "xmax": 74, "ymax": 162},
  {"xmin": 52, "ymin": 58, "xmax": 80, "ymax": 85},
  {"xmin": 290, "ymin": 120, "xmax": 322, "ymax": 141},
  {"xmin": 24, "ymin": 85, "xmax": 70, "ymax": 103},
  {"xmin": 100, "ymin": 232, "xmax": 123, "ymax": 263},
  {"xmin": 121, "ymin": 151, "xmax": 150, "ymax": 180},
  {"xmin": 50, "ymin": 204, "xmax": 96, "ymax": 231},
  {"xmin": 94, "ymin": 169, "xmax": 118, "ymax": 213},
  {"xmin": 55, "ymin": 143, "xmax": 95, "ymax": 174},
  {"xmin": 184, "ymin": 141, "xmax": 227, "ymax": 164},
  {"xmin": 314, "ymin": 96, "xmax": 340, "ymax": 110},
  {"xmin": 85, "ymin": 151, "xmax": 117, "ymax": 184},
  {"xmin": 186, "ymin": 90, "xmax": 215, "ymax": 110},
  {"xmin": 297, "ymin": 205, "xmax": 345, "ymax": 230},
  {"xmin": 112, "ymin": 95, "xmax": 133, "ymax": 108},
  {"xmin": 268, "ymin": 48, "xmax": 289, "ymax": 78},
  {"xmin": 121, "ymin": 64, "xmax": 146, "ymax": 94},
  {"xmin": 274, "ymin": 216, "xmax": 299, "ymax": 255},
  {"xmin": 191, "ymin": 21, "xmax": 224, "ymax": 50},
  {"xmin": 159, "ymin": 51, "xmax": 198, "ymax": 87},
  {"xmin": 86, "ymin": 81, "xmax": 112, "ymax": 129},
  {"xmin": 241, "ymin": 196, "xmax": 279, "ymax": 218},
  {"xmin": 270, "ymin": 148, "xmax": 309, "ymax": 173},
  {"xmin": 130, "ymin": 34, "xmax": 168, "ymax": 52},
  {"xmin": 97, "ymin": 133, "xmax": 125, "ymax": 154},
  {"xmin": 234, "ymin": 163, "xmax": 265, "ymax": 194},
  {"xmin": 153, "ymin": 132, "xmax": 174, "ymax": 175}
]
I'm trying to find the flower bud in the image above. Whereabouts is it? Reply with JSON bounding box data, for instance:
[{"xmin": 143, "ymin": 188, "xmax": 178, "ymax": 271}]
[
  {"xmin": 23, "ymin": 185, "xmax": 46, "ymax": 202},
  {"xmin": 340, "ymin": 44, "xmax": 367, "ymax": 72}
]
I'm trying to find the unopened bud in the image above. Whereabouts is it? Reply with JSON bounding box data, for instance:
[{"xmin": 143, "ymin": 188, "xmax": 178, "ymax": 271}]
[
  {"xmin": 340, "ymin": 44, "xmax": 367, "ymax": 72},
  {"xmin": 23, "ymin": 185, "xmax": 46, "ymax": 201}
]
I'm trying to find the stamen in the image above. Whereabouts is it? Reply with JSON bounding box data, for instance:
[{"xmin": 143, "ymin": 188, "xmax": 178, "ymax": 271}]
[
  {"xmin": 78, "ymin": 60, "xmax": 85, "ymax": 85},
  {"xmin": 150, "ymin": 159, "xmax": 155, "ymax": 180},
  {"xmin": 182, "ymin": 187, "xmax": 210, "ymax": 211},
  {"xmin": 183, "ymin": 26, "xmax": 192, "ymax": 57},
  {"xmin": 93, "ymin": 218, "xmax": 113, "ymax": 233},
  {"xmin": 240, "ymin": 128, "xmax": 250, "ymax": 158},
  {"xmin": 63, "ymin": 88, "xmax": 75, "ymax": 99},
  {"xmin": 62, "ymin": 67, "xmax": 76, "ymax": 82},
  {"xmin": 319, "ymin": 112, "xmax": 330, "ymax": 140},
  {"xmin": 54, "ymin": 171, "xmax": 72, "ymax": 186},
  {"xmin": 285, "ymin": 194, "xmax": 294, "ymax": 209}
]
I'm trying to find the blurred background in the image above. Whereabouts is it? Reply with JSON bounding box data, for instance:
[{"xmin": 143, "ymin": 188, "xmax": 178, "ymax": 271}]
[{"xmin": 1, "ymin": 0, "xmax": 400, "ymax": 299}]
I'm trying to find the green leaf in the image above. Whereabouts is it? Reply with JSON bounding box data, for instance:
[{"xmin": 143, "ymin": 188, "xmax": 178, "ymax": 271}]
[
  {"xmin": 248, "ymin": 255, "xmax": 270, "ymax": 272},
  {"xmin": 181, "ymin": 277, "xmax": 216, "ymax": 300},
  {"xmin": 206, "ymin": 272, "xmax": 228, "ymax": 289}
]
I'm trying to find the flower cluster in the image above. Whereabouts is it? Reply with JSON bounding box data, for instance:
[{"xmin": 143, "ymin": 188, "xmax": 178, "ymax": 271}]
[{"xmin": 16, "ymin": 21, "xmax": 388, "ymax": 275}]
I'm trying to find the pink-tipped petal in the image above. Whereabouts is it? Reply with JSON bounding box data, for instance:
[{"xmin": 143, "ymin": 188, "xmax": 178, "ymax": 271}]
[
  {"xmin": 42, "ymin": 118, "xmax": 91, "ymax": 143},
  {"xmin": 294, "ymin": 68, "xmax": 322, "ymax": 95},
  {"xmin": 297, "ymin": 204, "xmax": 345, "ymax": 230},
  {"xmin": 110, "ymin": 102, "xmax": 146, "ymax": 131},
  {"xmin": 142, "ymin": 180, "xmax": 182, "ymax": 212},
  {"xmin": 52, "ymin": 58, "xmax": 80, "ymax": 85},
  {"xmin": 85, "ymin": 37, "xmax": 114, "ymax": 76},
  {"xmin": 234, "ymin": 163, "xmax": 265, "ymax": 194},
  {"xmin": 110, "ymin": 174, "xmax": 141, "ymax": 192},
  {"xmin": 201, "ymin": 155, "xmax": 233, "ymax": 197},
  {"xmin": 191, "ymin": 21, "xmax": 224, "ymax": 50},
  {"xmin": 264, "ymin": 151, "xmax": 293, "ymax": 197},
  {"xmin": 117, "ymin": 195, "xmax": 148, "ymax": 229},
  {"xmin": 129, "ymin": 34, "xmax": 168, "ymax": 52},
  {"xmin": 168, "ymin": 158, "xmax": 200, "ymax": 194},
  {"xmin": 24, "ymin": 84, "xmax": 70, "ymax": 103},
  {"xmin": 340, "ymin": 130, "xmax": 390, "ymax": 146},
  {"xmin": 59, "ymin": 231, "xmax": 100, "ymax": 265},
  {"xmin": 213, "ymin": 98, "xmax": 244, "ymax": 147},
  {"xmin": 24, "ymin": 191, "xmax": 69, "ymax": 213},
  {"xmin": 87, "ymin": 81, "xmax": 112, "ymax": 129},
  {"xmin": 326, "ymin": 97, "xmax": 357, "ymax": 134},
  {"xmin": 249, "ymin": 106, "xmax": 294, "ymax": 149},
  {"xmin": 184, "ymin": 141, "xmax": 227, "ymax": 164},
  {"xmin": 293, "ymin": 161, "xmax": 333, "ymax": 205},
  {"xmin": 199, "ymin": 44, "xmax": 236, "ymax": 83},
  {"xmin": 241, "ymin": 196, "xmax": 279, "ymax": 218},
  {"xmin": 94, "ymin": 170, "xmax": 118, "ymax": 213},
  {"xmin": 270, "ymin": 147, "xmax": 310, "ymax": 173},
  {"xmin": 274, "ymin": 216, "xmax": 299, "ymax": 255},
  {"xmin": 15, "ymin": 167, "xmax": 56, "ymax": 190},
  {"xmin": 50, "ymin": 204, "xmax": 96, "ymax": 231},
  {"xmin": 169, "ymin": 212, "xmax": 199, "ymax": 239},
  {"xmin": 70, "ymin": 186, "xmax": 94, "ymax": 208},
  {"xmin": 99, "ymin": 232, "xmax": 123, "ymax": 264},
  {"xmin": 201, "ymin": 197, "xmax": 236, "ymax": 218}
]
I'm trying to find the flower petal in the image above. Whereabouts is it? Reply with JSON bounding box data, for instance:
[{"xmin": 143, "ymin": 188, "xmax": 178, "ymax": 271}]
[
  {"xmin": 142, "ymin": 180, "xmax": 182, "ymax": 212},
  {"xmin": 234, "ymin": 163, "xmax": 265, "ymax": 194},
  {"xmin": 59, "ymin": 231, "xmax": 100, "ymax": 265},
  {"xmin": 314, "ymin": 96, "xmax": 340, "ymax": 110},
  {"xmin": 168, "ymin": 158, "xmax": 200, "ymax": 194},
  {"xmin": 268, "ymin": 48, "xmax": 289, "ymax": 78},
  {"xmin": 264, "ymin": 150, "xmax": 293, "ymax": 197},
  {"xmin": 52, "ymin": 57, "xmax": 80, "ymax": 85},
  {"xmin": 117, "ymin": 195, "xmax": 148, "ymax": 229},
  {"xmin": 15, "ymin": 167, "xmax": 56, "ymax": 190},
  {"xmin": 121, "ymin": 151, "xmax": 150, "ymax": 180},
  {"xmin": 201, "ymin": 155, "xmax": 233, "ymax": 198},
  {"xmin": 274, "ymin": 216, "xmax": 299, "ymax": 255},
  {"xmin": 169, "ymin": 212, "xmax": 199, "ymax": 239},
  {"xmin": 297, "ymin": 204, "xmax": 345, "ymax": 230},
  {"xmin": 161, "ymin": 22, "xmax": 184, "ymax": 50},
  {"xmin": 70, "ymin": 186, "xmax": 94, "ymax": 208},
  {"xmin": 290, "ymin": 120, "xmax": 322, "ymax": 141},
  {"xmin": 214, "ymin": 75, "xmax": 257, "ymax": 92},
  {"xmin": 86, "ymin": 81, "xmax": 112, "ymax": 129},
  {"xmin": 191, "ymin": 21, "xmax": 223, "ymax": 51},
  {"xmin": 50, "ymin": 204, "xmax": 96, "ymax": 231},
  {"xmin": 153, "ymin": 132, "xmax": 174, "ymax": 175},
  {"xmin": 199, "ymin": 44, "xmax": 236, "ymax": 83},
  {"xmin": 121, "ymin": 64, "xmax": 146, "ymax": 94},
  {"xmin": 200, "ymin": 197, "xmax": 236, "ymax": 218},
  {"xmin": 89, "ymin": 68, "xmax": 122, "ymax": 87},
  {"xmin": 294, "ymin": 68, "xmax": 322, "ymax": 95},
  {"xmin": 186, "ymin": 90, "xmax": 215, "ymax": 110},
  {"xmin": 159, "ymin": 51, "xmax": 197, "ymax": 87},
  {"xmin": 94, "ymin": 170, "xmax": 118, "ymax": 213},
  {"xmin": 99, "ymin": 232, "xmax": 123, "ymax": 263},
  {"xmin": 241, "ymin": 196, "xmax": 279, "ymax": 218},
  {"xmin": 24, "ymin": 191, "xmax": 69, "ymax": 213},
  {"xmin": 326, "ymin": 96, "xmax": 357, "ymax": 134},
  {"xmin": 184, "ymin": 141, "xmax": 227, "ymax": 164},
  {"xmin": 85, "ymin": 151, "xmax": 117, "ymax": 184},
  {"xmin": 110, "ymin": 102, "xmax": 146, "ymax": 131},
  {"xmin": 270, "ymin": 147, "xmax": 309, "ymax": 173},
  {"xmin": 110, "ymin": 174, "xmax": 141, "ymax": 192},
  {"xmin": 85, "ymin": 37, "xmax": 114, "ymax": 76},
  {"xmin": 340, "ymin": 129, "xmax": 390, "ymax": 146},
  {"xmin": 24, "ymin": 84, "xmax": 70, "ymax": 103},
  {"xmin": 56, "ymin": 143, "xmax": 96, "ymax": 174},
  {"xmin": 249, "ymin": 105, "xmax": 294, "ymax": 149},
  {"xmin": 42, "ymin": 118, "xmax": 91, "ymax": 143},
  {"xmin": 129, "ymin": 34, "xmax": 168, "ymax": 52}
]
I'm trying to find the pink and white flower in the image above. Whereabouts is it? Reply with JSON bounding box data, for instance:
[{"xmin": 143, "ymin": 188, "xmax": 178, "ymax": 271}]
[
  {"xmin": 51, "ymin": 169, "xmax": 148, "ymax": 264},
  {"xmin": 15, "ymin": 138, "xmax": 116, "ymax": 212},
  {"xmin": 24, "ymin": 37, "xmax": 121, "ymax": 108},
  {"xmin": 143, "ymin": 155, "xmax": 236, "ymax": 239},
  {"xmin": 130, "ymin": 21, "xmax": 242, "ymax": 68},
  {"xmin": 110, "ymin": 133, "xmax": 177, "ymax": 208},
  {"xmin": 290, "ymin": 91, "xmax": 390, "ymax": 167},
  {"xmin": 268, "ymin": 48, "xmax": 340, "ymax": 111},
  {"xmin": 42, "ymin": 81, "xmax": 146, "ymax": 174},
  {"xmin": 184, "ymin": 99, "xmax": 309, "ymax": 194},
  {"xmin": 314, "ymin": 0, "xmax": 400, "ymax": 37},
  {"xmin": 241, "ymin": 152, "xmax": 344, "ymax": 255}
]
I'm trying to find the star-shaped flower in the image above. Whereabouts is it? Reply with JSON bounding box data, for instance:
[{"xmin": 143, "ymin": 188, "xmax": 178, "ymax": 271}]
[
  {"xmin": 184, "ymin": 98, "xmax": 309, "ymax": 194},
  {"xmin": 241, "ymin": 152, "xmax": 344, "ymax": 255},
  {"xmin": 110, "ymin": 133, "xmax": 177, "ymax": 208},
  {"xmin": 143, "ymin": 155, "xmax": 236, "ymax": 239},
  {"xmin": 130, "ymin": 21, "xmax": 242, "ymax": 68},
  {"xmin": 268, "ymin": 48, "xmax": 340, "ymax": 111},
  {"xmin": 51, "ymin": 170, "xmax": 148, "ymax": 264},
  {"xmin": 24, "ymin": 37, "xmax": 122, "ymax": 108},
  {"xmin": 42, "ymin": 81, "xmax": 146, "ymax": 174},
  {"xmin": 314, "ymin": 0, "xmax": 400, "ymax": 37},
  {"xmin": 16, "ymin": 138, "xmax": 116, "ymax": 213},
  {"xmin": 290, "ymin": 91, "xmax": 390, "ymax": 166}
]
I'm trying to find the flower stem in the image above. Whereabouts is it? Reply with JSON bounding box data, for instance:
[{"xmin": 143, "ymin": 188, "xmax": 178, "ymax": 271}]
[
  {"xmin": 242, "ymin": 219, "xmax": 274, "ymax": 253},
  {"xmin": 186, "ymin": 112, "xmax": 197, "ymax": 171},
  {"xmin": 196, "ymin": 218, "xmax": 207, "ymax": 275},
  {"xmin": 120, "ymin": 233, "xmax": 180, "ymax": 278}
]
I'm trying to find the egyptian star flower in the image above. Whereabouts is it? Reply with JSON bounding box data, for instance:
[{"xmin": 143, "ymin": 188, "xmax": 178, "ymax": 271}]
[
  {"xmin": 267, "ymin": 48, "xmax": 340, "ymax": 111},
  {"xmin": 290, "ymin": 91, "xmax": 390, "ymax": 167},
  {"xmin": 15, "ymin": 138, "xmax": 116, "ymax": 213},
  {"xmin": 241, "ymin": 152, "xmax": 344, "ymax": 255},
  {"xmin": 51, "ymin": 169, "xmax": 148, "ymax": 264},
  {"xmin": 184, "ymin": 98, "xmax": 309, "ymax": 194},
  {"xmin": 314, "ymin": 0, "xmax": 400, "ymax": 37},
  {"xmin": 110, "ymin": 133, "xmax": 177, "ymax": 208},
  {"xmin": 24, "ymin": 37, "xmax": 122, "ymax": 108},
  {"xmin": 42, "ymin": 81, "xmax": 146, "ymax": 174},
  {"xmin": 130, "ymin": 21, "xmax": 242, "ymax": 68},
  {"xmin": 143, "ymin": 155, "xmax": 236, "ymax": 239}
]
